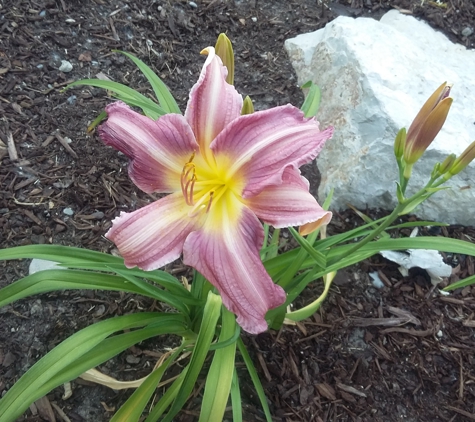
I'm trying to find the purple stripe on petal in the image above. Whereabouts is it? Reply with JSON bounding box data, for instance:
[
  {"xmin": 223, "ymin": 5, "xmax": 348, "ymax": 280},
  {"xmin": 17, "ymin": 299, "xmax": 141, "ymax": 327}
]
[
  {"xmin": 211, "ymin": 104, "xmax": 333, "ymax": 197},
  {"xmin": 183, "ymin": 202, "xmax": 286, "ymax": 334},
  {"xmin": 106, "ymin": 193, "xmax": 202, "ymax": 271},
  {"xmin": 247, "ymin": 167, "xmax": 332, "ymax": 229},
  {"xmin": 99, "ymin": 102, "xmax": 198, "ymax": 194},
  {"xmin": 185, "ymin": 48, "xmax": 242, "ymax": 157}
]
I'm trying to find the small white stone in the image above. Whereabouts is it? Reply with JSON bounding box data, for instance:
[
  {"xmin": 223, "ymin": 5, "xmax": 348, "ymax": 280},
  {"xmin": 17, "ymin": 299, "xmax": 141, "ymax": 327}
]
[
  {"xmin": 251, "ymin": 17, "xmax": 257, "ymax": 22},
  {"xmin": 369, "ymin": 272, "xmax": 385, "ymax": 289},
  {"xmin": 189, "ymin": 1, "xmax": 198, "ymax": 8},
  {"xmin": 29, "ymin": 259, "xmax": 62, "ymax": 275},
  {"xmin": 59, "ymin": 60, "xmax": 73, "ymax": 72},
  {"xmin": 65, "ymin": 18, "xmax": 76, "ymax": 23},
  {"xmin": 437, "ymin": 330, "xmax": 443, "ymax": 338},
  {"xmin": 63, "ymin": 207, "xmax": 74, "ymax": 216},
  {"xmin": 461, "ymin": 27, "xmax": 473, "ymax": 37}
]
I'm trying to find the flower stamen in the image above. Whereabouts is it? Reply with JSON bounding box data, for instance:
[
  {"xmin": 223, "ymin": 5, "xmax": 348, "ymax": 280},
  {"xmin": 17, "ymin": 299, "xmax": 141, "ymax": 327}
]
[
  {"xmin": 205, "ymin": 191, "xmax": 214, "ymax": 213},
  {"xmin": 181, "ymin": 153, "xmax": 197, "ymax": 206}
]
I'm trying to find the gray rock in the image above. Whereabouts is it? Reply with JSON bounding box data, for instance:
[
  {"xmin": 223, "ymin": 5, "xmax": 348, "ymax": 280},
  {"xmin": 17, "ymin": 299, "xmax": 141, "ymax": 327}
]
[
  {"xmin": 285, "ymin": 10, "xmax": 475, "ymax": 225},
  {"xmin": 59, "ymin": 60, "xmax": 73, "ymax": 73}
]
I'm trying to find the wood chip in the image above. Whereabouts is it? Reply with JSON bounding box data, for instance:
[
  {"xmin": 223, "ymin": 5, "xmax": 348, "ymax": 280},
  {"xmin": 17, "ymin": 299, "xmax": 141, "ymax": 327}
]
[
  {"xmin": 315, "ymin": 383, "xmax": 336, "ymax": 401},
  {"xmin": 55, "ymin": 132, "xmax": 78, "ymax": 158},
  {"xmin": 34, "ymin": 396, "xmax": 56, "ymax": 422},
  {"xmin": 336, "ymin": 382, "xmax": 367, "ymax": 398},
  {"xmin": 51, "ymin": 402, "xmax": 72, "ymax": 422},
  {"xmin": 6, "ymin": 127, "xmax": 18, "ymax": 161},
  {"xmin": 22, "ymin": 209, "xmax": 42, "ymax": 225},
  {"xmin": 380, "ymin": 327, "xmax": 433, "ymax": 337},
  {"xmin": 447, "ymin": 405, "xmax": 475, "ymax": 420}
]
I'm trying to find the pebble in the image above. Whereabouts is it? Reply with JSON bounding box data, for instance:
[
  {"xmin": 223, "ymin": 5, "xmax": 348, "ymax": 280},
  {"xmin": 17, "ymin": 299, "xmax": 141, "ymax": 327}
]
[
  {"xmin": 67, "ymin": 95, "xmax": 77, "ymax": 105},
  {"xmin": 39, "ymin": 10, "xmax": 46, "ymax": 17},
  {"xmin": 36, "ymin": 64, "xmax": 43, "ymax": 69},
  {"xmin": 29, "ymin": 259, "xmax": 62, "ymax": 275},
  {"xmin": 49, "ymin": 52, "xmax": 63, "ymax": 69},
  {"xmin": 65, "ymin": 18, "xmax": 76, "ymax": 23},
  {"xmin": 59, "ymin": 60, "xmax": 73, "ymax": 73},
  {"xmin": 461, "ymin": 27, "xmax": 473, "ymax": 37},
  {"xmin": 251, "ymin": 16, "xmax": 257, "ymax": 22},
  {"xmin": 369, "ymin": 271, "xmax": 384, "ymax": 289},
  {"xmin": 126, "ymin": 355, "xmax": 141, "ymax": 364},
  {"xmin": 91, "ymin": 211, "xmax": 105, "ymax": 219},
  {"xmin": 63, "ymin": 207, "xmax": 74, "ymax": 216},
  {"xmin": 189, "ymin": 1, "xmax": 198, "ymax": 7}
]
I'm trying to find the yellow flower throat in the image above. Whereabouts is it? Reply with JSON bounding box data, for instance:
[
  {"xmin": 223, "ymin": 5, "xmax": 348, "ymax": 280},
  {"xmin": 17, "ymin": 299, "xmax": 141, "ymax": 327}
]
[{"xmin": 180, "ymin": 153, "xmax": 243, "ymax": 218}]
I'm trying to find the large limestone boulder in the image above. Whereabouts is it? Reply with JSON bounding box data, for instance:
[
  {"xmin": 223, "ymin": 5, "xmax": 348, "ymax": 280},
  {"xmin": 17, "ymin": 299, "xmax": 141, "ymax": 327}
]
[{"xmin": 285, "ymin": 10, "xmax": 475, "ymax": 225}]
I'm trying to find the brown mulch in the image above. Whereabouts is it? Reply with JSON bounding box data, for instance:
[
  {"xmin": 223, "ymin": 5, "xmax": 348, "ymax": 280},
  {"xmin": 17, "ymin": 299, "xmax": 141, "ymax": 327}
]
[{"xmin": 1, "ymin": 1, "xmax": 475, "ymax": 421}]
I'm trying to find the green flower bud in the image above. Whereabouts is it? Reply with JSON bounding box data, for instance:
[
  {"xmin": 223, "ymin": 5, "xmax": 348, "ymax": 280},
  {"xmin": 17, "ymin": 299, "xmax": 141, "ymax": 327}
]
[
  {"xmin": 445, "ymin": 141, "xmax": 475, "ymax": 178},
  {"xmin": 394, "ymin": 127, "xmax": 406, "ymax": 159},
  {"xmin": 241, "ymin": 95, "xmax": 254, "ymax": 115},
  {"xmin": 215, "ymin": 33, "xmax": 234, "ymax": 85},
  {"xmin": 437, "ymin": 153, "xmax": 456, "ymax": 175}
]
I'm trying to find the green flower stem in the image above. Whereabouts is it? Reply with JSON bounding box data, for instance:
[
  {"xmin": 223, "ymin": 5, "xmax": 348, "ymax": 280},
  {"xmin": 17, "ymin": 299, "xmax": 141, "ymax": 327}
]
[{"xmin": 327, "ymin": 177, "xmax": 441, "ymax": 266}]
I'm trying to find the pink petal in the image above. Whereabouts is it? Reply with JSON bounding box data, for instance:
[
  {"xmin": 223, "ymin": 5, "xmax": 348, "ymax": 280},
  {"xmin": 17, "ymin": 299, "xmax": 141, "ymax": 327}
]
[
  {"xmin": 211, "ymin": 104, "xmax": 333, "ymax": 197},
  {"xmin": 185, "ymin": 47, "xmax": 242, "ymax": 157},
  {"xmin": 99, "ymin": 102, "xmax": 198, "ymax": 194},
  {"xmin": 247, "ymin": 166, "xmax": 332, "ymax": 229},
  {"xmin": 106, "ymin": 193, "xmax": 202, "ymax": 271},
  {"xmin": 183, "ymin": 203, "xmax": 286, "ymax": 334}
]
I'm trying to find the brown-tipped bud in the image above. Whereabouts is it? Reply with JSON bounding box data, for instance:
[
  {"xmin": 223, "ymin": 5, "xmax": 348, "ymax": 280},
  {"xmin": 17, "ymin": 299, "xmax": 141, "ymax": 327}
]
[
  {"xmin": 406, "ymin": 82, "xmax": 451, "ymax": 143},
  {"xmin": 394, "ymin": 127, "xmax": 406, "ymax": 159},
  {"xmin": 215, "ymin": 33, "xmax": 234, "ymax": 85},
  {"xmin": 241, "ymin": 95, "xmax": 254, "ymax": 115},
  {"xmin": 446, "ymin": 140, "xmax": 475, "ymax": 177},
  {"xmin": 403, "ymin": 90, "xmax": 453, "ymax": 165},
  {"xmin": 437, "ymin": 153, "xmax": 456, "ymax": 175}
]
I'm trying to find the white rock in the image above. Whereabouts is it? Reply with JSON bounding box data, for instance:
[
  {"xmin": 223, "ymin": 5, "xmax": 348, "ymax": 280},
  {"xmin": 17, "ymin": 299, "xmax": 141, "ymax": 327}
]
[
  {"xmin": 285, "ymin": 10, "xmax": 475, "ymax": 225},
  {"xmin": 29, "ymin": 259, "xmax": 63, "ymax": 275},
  {"xmin": 369, "ymin": 271, "xmax": 384, "ymax": 289},
  {"xmin": 59, "ymin": 60, "xmax": 73, "ymax": 72},
  {"xmin": 380, "ymin": 249, "xmax": 452, "ymax": 285},
  {"xmin": 63, "ymin": 207, "xmax": 74, "ymax": 216}
]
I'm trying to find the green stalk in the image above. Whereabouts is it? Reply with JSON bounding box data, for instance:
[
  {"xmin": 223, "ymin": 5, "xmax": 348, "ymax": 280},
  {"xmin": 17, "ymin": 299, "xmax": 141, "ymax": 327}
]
[{"xmin": 328, "ymin": 177, "xmax": 440, "ymax": 266}]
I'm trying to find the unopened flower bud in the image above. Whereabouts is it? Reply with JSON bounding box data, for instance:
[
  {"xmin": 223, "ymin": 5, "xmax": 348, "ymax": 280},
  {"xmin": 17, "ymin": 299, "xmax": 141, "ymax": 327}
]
[
  {"xmin": 214, "ymin": 33, "xmax": 234, "ymax": 85},
  {"xmin": 394, "ymin": 128, "xmax": 406, "ymax": 159},
  {"xmin": 241, "ymin": 95, "xmax": 254, "ymax": 115},
  {"xmin": 445, "ymin": 140, "xmax": 475, "ymax": 178},
  {"xmin": 437, "ymin": 153, "xmax": 456, "ymax": 175},
  {"xmin": 403, "ymin": 82, "xmax": 453, "ymax": 165}
]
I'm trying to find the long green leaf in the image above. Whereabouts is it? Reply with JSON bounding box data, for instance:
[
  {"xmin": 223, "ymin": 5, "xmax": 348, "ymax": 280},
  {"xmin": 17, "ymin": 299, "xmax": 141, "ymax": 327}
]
[
  {"xmin": 110, "ymin": 266, "xmax": 190, "ymax": 315},
  {"xmin": 162, "ymin": 292, "xmax": 222, "ymax": 422},
  {"xmin": 0, "ymin": 313, "xmax": 167, "ymax": 421},
  {"xmin": 0, "ymin": 244, "xmax": 196, "ymax": 307},
  {"xmin": 288, "ymin": 227, "xmax": 326, "ymax": 268},
  {"xmin": 0, "ymin": 269, "xmax": 184, "ymax": 313},
  {"xmin": 199, "ymin": 308, "xmax": 237, "ymax": 422},
  {"xmin": 115, "ymin": 50, "xmax": 181, "ymax": 114},
  {"xmin": 285, "ymin": 272, "xmax": 335, "ymax": 322},
  {"xmin": 443, "ymin": 274, "xmax": 475, "ymax": 291},
  {"xmin": 230, "ymin": 369, "xmax": 243, "ymax": 422},
  {"xmin": 55, "ymin": 262, "xmax": 195, "ymax": 302},
  {"xmin": 0, "ymin": 244, "xmax": 121, "ymax": 264},
  {"xmin": 39, "ymin": 316, "xmax": 188, "ymax": 413},
  {"xmin": 237, "ymin": 338, "xmax": 272, "ymax": 422},
  {"xmin": 111, "ymin": 345, "xmax": 185, "ymax": 422},
  {"xmin": 145, "ymin": 370, "xmax": 187, "ymax": 422},
  {"xmin": 65, "ymin": 79, "xmax": 166, "ymax": 119}
]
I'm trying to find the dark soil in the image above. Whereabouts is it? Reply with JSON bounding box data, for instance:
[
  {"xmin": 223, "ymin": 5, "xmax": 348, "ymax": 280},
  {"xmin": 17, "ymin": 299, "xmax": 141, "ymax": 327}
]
[{"xmin": 1, "ymin": 1, "xmax": 475, "ymax": 421}]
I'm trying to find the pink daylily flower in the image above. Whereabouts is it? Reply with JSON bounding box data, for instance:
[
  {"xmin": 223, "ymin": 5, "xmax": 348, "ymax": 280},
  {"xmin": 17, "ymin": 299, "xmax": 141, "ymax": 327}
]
[{"xmin": 99, "ymin": 47, "xmax": 333, "ymax": 334}]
